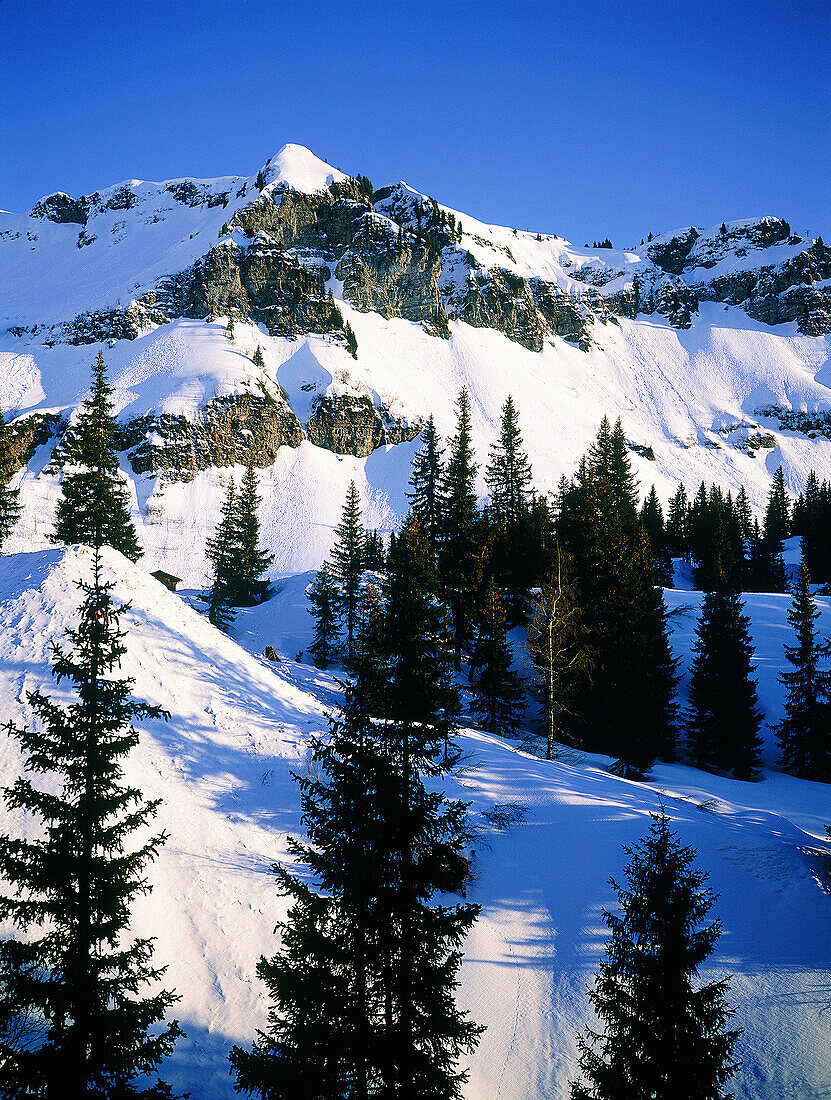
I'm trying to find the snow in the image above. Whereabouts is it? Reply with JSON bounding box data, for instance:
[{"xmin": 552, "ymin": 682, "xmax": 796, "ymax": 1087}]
[
  {"xmin": 259, "ymin": 143, "xmax": 347, "ymax": 196},
  {"xmin": 0, "ymin": 547, "xmax": 829, "ymax": 1098}
]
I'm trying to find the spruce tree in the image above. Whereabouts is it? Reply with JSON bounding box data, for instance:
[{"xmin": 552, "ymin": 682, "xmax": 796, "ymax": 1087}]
[
  {"xmin": 776, "ymin": 560, "xmax": 831, "ymax": 780},
  {"xmin": 485, "ymin": 395, "xmax": 535, "ymax": 614},
  {"xmin": 252, "ymin": 345, "xmax": 265, "ymax": 369},
  {"xmin": 233, "ymin": 463, "xmax": 274, "ymax": 606},
  {"xmin": 763, "ymin": 465, "xmax": 790, "ymax": 549},
  {"xmin": 52, "ymin": 354, "xmax": 141, "ymax": 561},
  {"xmin": 687, "ymin": 560, "xmax": 763, "ymax": 780},
  {"xmin": 469, "ymin": 582, "xmax": 525, "ymax": 738},
  {"xmin": 440, "ymin": 389, "xmax": 481, "ymax": 670},
  {"xmin": 640, "ymin": 484, "xmax": 672, "ymax": 584},
  {"xmin": 407, "ymin": 416, "xmax": 445, "ymax": 557},
  {"xmin": 666, "ymin": 483, "xmax": 689, "ymax": 561},
  {"xmin": 330, "ymin": 480, "xmax": 365, "ymax": 663},
  {"xmin": 0, "ymin": 548, "xmax": 182, "ymax": 1098},
  {"xmin": 205, "ymin": 476, "xmax": 239, "ymax": 632},
  {"xmin": 231, "ymin": 522, "xmax": 481, "ymax": 1098},
  {"xmin": 0, "ymin": 405, "xmax": 22, "ymax": 553},
  {"xmin": 307, "ymin": 564, "xmax": 342, "ymax": 668},
  {"xmin": 571, "ymin": 810, "xmax": 740, "ymax": 1100}
]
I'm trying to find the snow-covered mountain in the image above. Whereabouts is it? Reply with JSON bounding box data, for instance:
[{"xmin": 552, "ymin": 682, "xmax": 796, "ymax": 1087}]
[
  {"xmin": 0, "ymin": 546, "xmax": 829, "ymax": 1099},
  {"xmin": 2, "ymin": 148, "xmax": 831, "ymax": 1096},
  {"xmin": 2, "ymin": 143, "xmax": 831, "ymax": 582}
]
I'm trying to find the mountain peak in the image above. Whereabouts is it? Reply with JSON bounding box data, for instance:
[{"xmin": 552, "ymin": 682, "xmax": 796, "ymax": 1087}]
[{"xmin": 258, "ymin": 143, "xmax": 347, "ymax": 195}]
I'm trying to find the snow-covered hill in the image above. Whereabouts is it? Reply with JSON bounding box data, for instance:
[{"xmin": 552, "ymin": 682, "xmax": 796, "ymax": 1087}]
[
  {"xmin": 0, "ymin": 547, "xmax": 829, "ymax": 1098},
  {"xmin": 2, "ymin": 144, "xmax": 831, "ymax": 584}
]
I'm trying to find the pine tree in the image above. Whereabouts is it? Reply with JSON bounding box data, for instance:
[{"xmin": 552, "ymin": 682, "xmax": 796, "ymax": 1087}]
[
  {"xmin": 205, "ymin": 476, "xmax": 239, "ymax": 632},
  {"xmin": 666, "ymin": 483, "xmax": 689, "ymax": 561},
  {"xmin": 344, "ymin": 320, "xmax": 358, "ymax": 359},
  {"xmin": 252, "ymin": 345, "xmax": 266, "ymax": 369},
  {"xmin": 231, "ymin": 527, "xmax": 481, "ymax": 1098},
  {"xmin": 776, "ymin": 560, "xmax": 831, "ymax": 780},
  {"xmin": 0, "ymin": 405, "xmax": 22, "ymax": 553},
  {"xmin": 52, "ymin": 354, "xmax": 141, "ymax": 561},
  {"xmin": 687, "ymin": 561, "xmax": 763, "ymax": 780},
  {"xmin": 0, "ymin": 548, "xmax": 182, "ymax": 1098},
  {"xmin": 330, "ymin": 480, "xmax": 365, "ymax": 663},
  {"xmin": 233, "ymin": 463, "xmax": 274, "ymax": 606},
  {"xmin": 440, "ymin": 389, "xmax": 480, "ymax": 670},
  {"xmin": 469, "ymin": 582, "xmax": 525, "ymax": 738},
  {"xmin": 485, "ymin": 395, "xmax": 535, "ymax": 614},
  {"xmin": 307, "ymin": 564, "xmax": 342, "ymax": 668},
  {"xmin": 640, "ymin": 484, "xmax": 672, "ymax": 584},
  {"xmin": 571, "ymin": 810, "xmax": 740, "ymax": 1100},
  {"xmin": 407, "ymin": 416, "xmax": 445, "ymax": 556},
  {"xmin": 763, "ymin": 465, "xmax": 790, "ymax": 549}
]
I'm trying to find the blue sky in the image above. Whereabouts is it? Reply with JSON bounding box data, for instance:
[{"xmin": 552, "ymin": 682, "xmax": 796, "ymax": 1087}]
[{"xmin": 1, "ymin": 0, "xmax": 828, "ymax": 245}]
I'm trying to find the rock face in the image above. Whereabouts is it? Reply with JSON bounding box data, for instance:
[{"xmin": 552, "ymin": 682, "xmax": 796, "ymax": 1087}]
[
  {"xmin": 116, "ymin": 391, "xmax": 304, "ymax": 481},
  {"xmin": 306, "ymin": 393, "xmax": 422, "ymax": 458},
  {"xmin": 5, "ymin": 412, "xmax": 67, "ymax": 474},
  {"xmin": 646, "ymin": 218, "xmax": 831, "ymax": 336}
]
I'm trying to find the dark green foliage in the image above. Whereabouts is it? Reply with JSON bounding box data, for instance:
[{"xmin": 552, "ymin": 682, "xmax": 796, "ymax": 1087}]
[
  {"xmin": 776, "ymin": 560, "xmax": 831, "ymax": 780},
  {"xmin": 230, "ymin": 516, "xmax": 480, "ymax": 1099},
  {"xmin": 640, "ymin": 484, "xmax": 672, "ymax": 584},
  {"xmin": 763, "ymin": 465, "xmax": 790, "ymax": 549},
  {"xmin": 484, "ymin": 395, "xmax": 536, "ymax": 614},
  {"xmin": 384, "ymin": 514, "xmax": 460, "ymax": 770},
  {"xmin": 666, "ymin": 483, "xmax": 690, "ymax": 561},
  {"xmin": 687, "ymin": 563, "xmax": 763, "ymax": 780},
  {"xmin": 0, "ymin": 549, "xmax": 182, "ymax": 1098},
  {"xmin": 362, "ymin": 529, "xmax": 386, "ymax": 572},
  {"xmin": 440, "ymin": 390, "xmax": 481, "ymax": 670},
  {"xmin": 234, "ymin": 463, "xmax": 274, "ymax": 606},
  {"xmin": 52, "ymin": 354, "xmax": 141, "ymax": 562},
  {"xmin": 469, "ymin": 582, "xmax": 525, "ymax": 738},
  {"xmin": 0, "ymin": 405, "xmax": 21, "ymax": 553},
  {"xmin": 344, "ymin": 321, "xmax": 358, "ymax": 359},
  {"xmin": 205, "ymin": 464, "xmax": 273, "ymax": 630},
  {"xmin": 252, "ymin": 345, "xmax": 265, "ymax": 369},
  {"xmin": 556, "ymin": 418, "xmax": 677, "ymax": 775},
  {"xmin": 407, "ymin": 416, "xmax": 445, "ymax": 557},
  {"xmin": 571, "ymin": 811, "xmax": 740, "ymax": 1100},
  {"xmin": 791, "ymin": 469, "xmax": 831, "ymax": 584},
  {"xmin": 331, "ymin": 480, "xmax": 365, "ymax": 663},
  {"xmin": 205, "ymin": 476, "xmax": 239, "ymax": 632},
  {"xmin": 307, "ymin": 564, "xmax": 342, "ymax": 668}
]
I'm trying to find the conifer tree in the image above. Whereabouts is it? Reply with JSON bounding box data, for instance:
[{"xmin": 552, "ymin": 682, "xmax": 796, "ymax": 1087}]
[
  {"xmin": 469, "ymin": 582, "xmax": 525, "ymax": 738},
  {"xmin": 440, "ymin": 389, "xmax": 480, "ymax": 669},
  {"xmin": 231, "ymin": 523, "xmax": 481, "ymax": 1098},
  {"xmin": 776, "ymin": 560, "xmax": 831, "ymax": 781},
  {"xmin": 344, "ymin": 320, "xmax": 358, "ymax": 359},
  {"xmin": 763, "ymin": 465, "xmax": 790, "ymax": 548},
  {"xmin": 233, "ymin": 463, "xmax": 274, "ymax": 606},
  {"xmin": 52, "ymin": 354, "xmax": 141, "ymax": 561},
  {"xmin": 307, "ymin": 564, "xmax": 342, "ymax": 668},
  {"xmin": 0, "ymin": 405, "xmax": 21, "ymax": 553},
  {"xmin": 252, "ymin": 345, "xmax": 265, "ymax": 369},
  {"xmin": 687, "ymin": 558, "xmax": 763, "ymax": 780},
  {"xmin": 640, "ymin": 484, "xmax": 672, "ymax": 584},
  {"xmin": 571, "ymin": 810, "xmax": 740, "ymax": 1100},
  {"xmin": 666, "ymin": 483, "xmax": 690, "ymax": 561},
  {"xmin": 0, "ymin": 548, "xmax": 182, "ymax": 1098},
  {"xmin": 485, "ymin": 395, "xmax": 535, "ymax": 613},
  {"xmin": 407, "ymin": 416, "xmax": 445, "ymax": 556},
  {"xmin": 330, "ymin": 480, "xmax": 365, "ymax": 663},
  {"xmin": 205, "ymin": 476, "xmax": 239, "ymax": 632}
]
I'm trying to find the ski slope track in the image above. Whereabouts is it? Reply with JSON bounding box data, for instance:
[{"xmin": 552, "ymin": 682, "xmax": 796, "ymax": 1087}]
[{"xmin": 0, "ymin": 548, "xmax": 829, "ymax": 1099}]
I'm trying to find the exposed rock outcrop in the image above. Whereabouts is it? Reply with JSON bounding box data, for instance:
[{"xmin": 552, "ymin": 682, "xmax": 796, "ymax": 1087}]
[{"xmin": 305, "ymin": 392, "xmax": 422, "ymax": 457}]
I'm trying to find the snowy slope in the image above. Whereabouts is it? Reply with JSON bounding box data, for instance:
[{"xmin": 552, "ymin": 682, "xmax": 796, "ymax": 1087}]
[
  {"xmin": 0, "ymin": 548, "xmax": 829, "ymax": 1099},
  {"xmin": 2, "ymin": 144, "xmax": 831, "ymax": 588}
]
